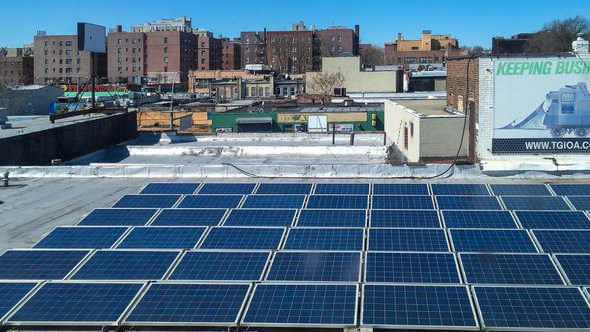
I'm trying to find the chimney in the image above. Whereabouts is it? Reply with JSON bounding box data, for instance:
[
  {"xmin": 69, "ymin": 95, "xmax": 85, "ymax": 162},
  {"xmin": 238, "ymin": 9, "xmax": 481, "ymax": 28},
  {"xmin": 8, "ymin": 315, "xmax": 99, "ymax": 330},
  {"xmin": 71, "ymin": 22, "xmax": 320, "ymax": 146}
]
[
  {"xmin": 354, "ymin": 25, "xmax": 360, "ymax": 37},
  {"xmin": 115, "ymin": 25, "xmax": 122, "ymax": 33}
]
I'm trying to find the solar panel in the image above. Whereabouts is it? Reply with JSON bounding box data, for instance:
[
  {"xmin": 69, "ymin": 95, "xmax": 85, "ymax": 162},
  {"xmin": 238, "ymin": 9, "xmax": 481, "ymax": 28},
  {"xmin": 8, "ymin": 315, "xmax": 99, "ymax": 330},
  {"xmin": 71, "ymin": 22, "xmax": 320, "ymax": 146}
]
[
  {"xmin": 550, "ymin": 184, "xmax": 590, "ymax": 196},
  {"xmin": 266, "ymin": 251, "xmax": 361, "ymax": 282},
  {"xmin": 365, "ymin": 252, "xmax": 460, "ymax": 283},
  {"xmin": 362, "ymin": 284, "xmax": 477, "ymax": 329},
  {"xmin": 0, "ymin": 250, "xmax": 88, "ymax": 280},
  {"xmin": 373, "ymin": 183, "xmax": 429, "ymax": 195},
  {"xmin": 7, "ymin": 282, "xmax": 142, "ymax": 323},
  {"xmin": 113, "ymin": 194, "xmax": 181, "ymax": 208},
  {"xmin": 554, "ymin": 255, "xmax": 590, "ymax": 285},
  {"xmin": 197, "ymin": 183, "xmax": 256, "ymax": 194},
  {"xmin": 474, "ymin": 286, "xmax": 590, "ymax": 330},
  {"xmin": 78, "ymin": 208, "xmax": 157, "ymax": 226},
  {"xmin": 442, "ymin": 210, "xmax": 517, "ymax": 228},
  {"xmin": 151, "ymin": 209, "xmax": 226, "ymax": 226},
  {"xmin": 515, "ymin": 211, "xmax": 590, "ymax": 229},
  {"xmin": 501, "ymin": 196, "xmax": 571, "ymax": 211},
  {"xmin": 314, "ymin": 183, "xmax": 369, "ymax": 194},
  {"xmin": 177, "ymin": 195, "xmax": 243, "ymax": 209},
  {"xmin": 459, "ymin": 253, "xmax": 564, "ymax": 285},
  {"xmin": 125, "ymin": 283, "xmax": 250, "ymax": 325},
  {"xmin": 307, "ymin": 195, "xmax": 368, "ymax": 209},
  {"xmin": 71, "ymin": 250, "xmax": 179, "ymax": 280},
  {"xmin": 256, "ymin": 183, "xmax": 312, "ymax": 195},
  {"xmin": 431, "ymin": 183, "xmax": 490, "ymax": 196},
  {"xmin": 371, "ymin": 195, "xmax": 434, "ymax": 209},
  {"xmin": 241, "ymin": 195, "xmax": 306, "ymax": 209},
  {"xmin": 450, "ymin": 229, "xmax": 538, "ymax": 253},
  {"xmin": 284, "ymin": 228, "xmax": 364, "ymax": 251},
  {"xmin": 368, "ymin": 228, "xmax": 448, "ymax": 252},
  {"xmin": 200, "ymin": 227, "xmax": 285, "ymax": 250},
  {"xmin": 533, "ymin": 230, "xmax": 590, "ymax": 253},
  {"xmin": 436, "ymin": 195, "xmax": 502, "ymax": 210},
  {"xmin": 242, "ymin": 284, "xmax": 357, "ymax": 326},
  {"xmin": 116, "ymin": 227, "xmax": 206, "ymax": 249},
  {"xmin": 490, "ymin": 184, "xmax": 551, "ymax": 196},
  {"xmin": 370, "ymin": 210, "xmax": 440, "ymax": 228},
  {"xmin": 140, "ymin": 182, "xmax": 199, "ymax": 195},
  {"xmin": 567, "ymin": 196, "xmax": 590, "ymax": 210},
  {"xmin": 297, "ymin": 209, "xmax": 366, "ymax": 227},
  {"xmin": 0, "ymin": 282, "xmax": 37, "ymax": 321},
  {"xmin": 169, "ymin": 251, "xmax": 270, "ymax": 281},
  {"xmin": 34, "ymin": 227, "xmax": 128, "ymax": 249},
  {"xmin": 224, "ymin": 209, "xmax": 296, "ymax": 227}
]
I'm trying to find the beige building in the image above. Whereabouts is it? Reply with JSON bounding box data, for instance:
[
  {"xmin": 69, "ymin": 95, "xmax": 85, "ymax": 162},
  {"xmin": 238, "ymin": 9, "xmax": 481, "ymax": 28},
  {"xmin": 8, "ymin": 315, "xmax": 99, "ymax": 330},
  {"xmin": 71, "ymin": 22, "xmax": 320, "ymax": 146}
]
[
  {"xmin": 306, "ymin": 56, "xmax": 398, "ymax": 94},
  {"xmin": 384, "ymin": 99, "xmax": 467, "ymax": 163},
  {"xmin": 188, "ymin": 70, "xmax": 259, "ymax": 94}
]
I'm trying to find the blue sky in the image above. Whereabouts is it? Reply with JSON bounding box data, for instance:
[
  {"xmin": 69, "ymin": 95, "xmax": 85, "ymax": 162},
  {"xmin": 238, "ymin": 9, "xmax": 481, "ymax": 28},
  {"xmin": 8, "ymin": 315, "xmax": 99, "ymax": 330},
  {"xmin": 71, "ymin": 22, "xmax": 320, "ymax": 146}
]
[{"xmin": 1, "ymin": 0, "xmax": 587, "ymax": 48}]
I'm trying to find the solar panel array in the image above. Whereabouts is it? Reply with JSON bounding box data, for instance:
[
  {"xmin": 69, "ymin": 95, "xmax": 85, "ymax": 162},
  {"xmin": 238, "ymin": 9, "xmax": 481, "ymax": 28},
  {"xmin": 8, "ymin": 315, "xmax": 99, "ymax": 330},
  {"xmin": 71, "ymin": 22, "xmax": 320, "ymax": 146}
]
[{"xmin": 3, "ymin": 182, "xmax": 590, "ymax": 331}]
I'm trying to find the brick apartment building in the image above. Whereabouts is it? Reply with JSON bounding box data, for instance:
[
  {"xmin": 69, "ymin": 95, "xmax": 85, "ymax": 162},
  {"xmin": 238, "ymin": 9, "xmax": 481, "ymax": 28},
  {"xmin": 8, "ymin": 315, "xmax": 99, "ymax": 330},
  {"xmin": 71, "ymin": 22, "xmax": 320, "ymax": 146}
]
[
  {"xmin": 0, "ymin": 48, "xmax": 34, "ymax": 86},
  {"xmin": 316, "ymin": 25, "xmax": 360, "ymax": 57},
  {"xmin": 196, "ymin": 31, "xmax": 222, "ymax": 71},
  {"xmin": 384, "ymin": 30, "xmax": 467, "ymax": 68},
  {"xmin": 107, "ymin": 26, "xmax": 146, "ymax": 84},
  {"xmin": 33, "ymin": 34, "xmax": 107, "ymax": 85},
  {"xmin": 222, "ymin": 38, "xmax": 241, "ymax": 70}
]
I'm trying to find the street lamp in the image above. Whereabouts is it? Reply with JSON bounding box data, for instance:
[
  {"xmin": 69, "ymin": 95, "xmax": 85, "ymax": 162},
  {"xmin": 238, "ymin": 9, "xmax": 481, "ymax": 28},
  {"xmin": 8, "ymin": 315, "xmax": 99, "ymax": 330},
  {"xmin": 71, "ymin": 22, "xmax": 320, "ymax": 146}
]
[{"xmin": 169, "ymin": 71, "xmax": 182, "ymax": 131}]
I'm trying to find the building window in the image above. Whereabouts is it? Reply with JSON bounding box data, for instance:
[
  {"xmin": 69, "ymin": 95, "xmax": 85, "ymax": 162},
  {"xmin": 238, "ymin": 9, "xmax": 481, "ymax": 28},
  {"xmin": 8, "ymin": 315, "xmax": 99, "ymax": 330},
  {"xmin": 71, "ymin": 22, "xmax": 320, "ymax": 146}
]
[
  {"xmin": 66, "ymin": 41, "xmax": 72, "ymax": 46},
  {"xmin": 201, "ymin": 42, "xmax": 205, "ymax": 48},
  {"xmin": 77, "ymin": 59, "xmax": 80, "ymax": 64},
  {"xmin": 118, "ymin": 48, "xmax": 121, "ymax": 54},
  {"xmin": 117, "ymin": 39, "xmax": 122, "ymax": 45},
  {"xmin": 59, "ymin": 41, "xmax": 63, "ymax": 46},
  {"xmin": 404, "ymin": 57, "xmax": 416, "ymax": 64},
  {"xmin": 44, "ymin": 41, "xmax": 48, "ymax": 47},
  {"xmin": 164, "ymin": 66, "xmax": 168, "ymax": 72},
  {"xmin": 338, "ymin": 36, "xmax": 342, "ymax": 42},
  {"xmin": 65, "ymin": 59, "xmax": 72, "ymax": 64},
  {"xmin": 201, "ymin": 50, "xmax": 205, "ymax": 56},
  {"xmin": 163, "ymin": 47, "xmax": 167, "ymax": 53},
  {"xmin": 201, "ymin": 58, "xmax": 205, "ymax": 64},
  {"xmin": 59, "ymin": 59, "xmax": 63, "ymax": 64},
  {"xmin": 65, "ymin": 68, "xmax": 72, "ymax": 74},
  {"xmin": 411, "ymin": 46, "xmax": 419, "ymax": 50},
  {"xmin": 164, "ymin": 56, "xmax": 168, "ymax": 63},
  {"xmin": 292, "ymin": 47, "xmax": 297, "ymax": 53},
  {"xmin": 65, "ymin": 50, "xmax": 72, "ymax": 56},
  {"xmin": 44, "ymin": 59, "xmax": 48, "ymax": 64},
  {"xmin": 164, "ymin": 37, "xmax": 168, "ymax": 43},
  {"xmin": 419, "ymin": 57, "xmax": 433, "ymax": 64}
]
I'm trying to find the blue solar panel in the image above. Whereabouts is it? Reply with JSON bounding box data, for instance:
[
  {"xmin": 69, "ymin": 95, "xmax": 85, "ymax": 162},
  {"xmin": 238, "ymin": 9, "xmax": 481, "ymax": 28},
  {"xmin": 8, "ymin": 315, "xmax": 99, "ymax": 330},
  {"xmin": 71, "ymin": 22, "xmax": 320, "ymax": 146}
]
[
  {"xmin": 0, "ymin": 283, "xmax": 37, "ymax": 320},
  {"xmin": 241, "ymin": 195, "xmax": 305, "ymax": 209},
  {"xmin": 140, "ymin": 182, "xmax": 199, "ymax": 194},
  {"xmin": 450, "ymin": 229, "xmax": 537, "ymax": 253},
  {"xmin": 431, "ymin": 184, "xmax": 490, "ymax": 195},
  {"xmin": 78, "ymin": 208, "xmax": 157, "ymax": 226},
  {"xmin": 491, "ymin": 184, "xmax": 551, "ymax": 196},
  {"xmin": 116, "ymin": 227, "xmax": 206, "ymax": 249},
  {"xmin": 460, "ymin": 253, "xmax": 564, "ymax": 285},
  {"xmin": 372, "ymin": 195, "xmax": 433, "ymax": 209},
  {"xmin": 200, "ymin": 227, "xmax": 285, "ymax": 250},
  {"xmin": 373, "ymin": 183, "xmax": 429, "ymax": 195},
  {"xmin": 169, "ymin": 251, "xmax": 270, "ymax": 281},
  {"xmin": 515, "ymin": 211, "xmax": 590, "ymax": 229},
  {"xmin": 151, "ymin": 209, "xmax": 226, "ymax": 226},
  {"xmin": 113, "ymin": 194, "xmax": 181, "ymax": 208},
  {"xmin": 242, "ymin": 284, "xmax": 357, "ymax": 326},
  {"xmin": 71, "ymin": 251, "xmax": 179, "ymax": 280},
  {"xmin": 126, "ymin": 283, "xmax": 250, "ymax": 324},
  {"xmin": 554, "ymin": 255, "xmax": 590, "ymax": 285},
  {"xmin": 8, "ymin": 282, "xmax": 142, "ymax": 323},
  {"xmin": 362, "ymin": 285, "xmax": 477, "ymax": 329},
  {"xmin": 314, "ymin": 183, "xmax": 369, "ymax": 194},
  {"xmin": 0, "ymin": 250, "xmax": 88, "ymax": 280},
  {"xmin": 442, "ymin": 210, "xmax": 517, "ymax": 228},
  {"xmin": 307, "ymin": 195, "xmax": 368, "ymax": 209},
  {"xmin": 198, "ymin": 183, "xmax": 256, "ymax": 194},
  {"xmin": 297, "ymin": 209, "xmax": 366, "ymax": 227},
  {"xmin": 436, "ymin": 195, "xmax": 502, "ymax": 210},
  {"xmin": 177, "ymin": 195, "xmax": 243, "ymax": 209},
  {"xmin": 34, "ymin": 227, "xmax": 128, "ymax": 249},
  {"xmin": 567, "ymin": 196, "xmax": 590, "ymax": 210},
  {"xmin": 474, "ymin": 286, "xmax": 590, "ymax": 330},
  {"xmin": 533, "ymin": 230, "xmax": 590, "ymax": 253},
  {"xmin": 256, "ymin": 183, "xmax": 312, "ymax": 194},
  {"xmin": 224, "ymin": 209, "xmax": 296, "ymax": 227},
  {"xmin": 551, "ymin": 184, "xmax": 590, "ymax": 196},
  {"xmin": 370, "ymin": 210, "xmax": 440, "ymax": 228},
  {"xmin": 365, "ymin": 252, "xmax": 460, "ymax": 283},
  {"xmin": 284, "ymin": 228, "xmax": 364, "ymax": 250},
  {"xmin": 266, "ymin": 252, "xmax": 361, "ymax": 282},
  {"xmin": 369, "ymin": 228, "xmax": 448, "ymax": 251},
  {"xmin": 502, "ymin": 196, "xmax": 571, "ymax": 211}
]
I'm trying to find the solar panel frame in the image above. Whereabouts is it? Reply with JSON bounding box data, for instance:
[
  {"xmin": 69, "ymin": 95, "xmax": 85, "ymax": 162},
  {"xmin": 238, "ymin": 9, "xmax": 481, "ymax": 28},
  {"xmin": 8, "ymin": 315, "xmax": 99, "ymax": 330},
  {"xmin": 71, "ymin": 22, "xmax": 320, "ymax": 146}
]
[
  {"xmin": 441, "ymin": 210, "xmax": 518, "ymax": 229},
  {"xmin": 197, "ymin": 183, "xmax": 256, "ymax": 195},
  {"xmin": 449, "ymin": 229, "xmax": 539, "ymax": 253},
  {"xmin": 241, "ymin": 283, "xmax": 359, "ymax": 327},
  {"xmin": 490, "ymin": 184, "xmax": 552, "ymax": 196},
  {"xmin": 370, "ymin": 209, "xmax": 441, "ymax": 228},
  {"xmin": 431, "ymin": 183, "xmax": 491, "ymax": 196},
  {"xmin": 241, "ymin": 195, "xmax": 306, "ymax": 209},
  {"xmin": 77, "ymin": 208, "xmax": 158, "ymax": 226},
  {"xmin": 514, "ymin": 211, "xmax": 590, "ymax": 230},
  {"xmin": 372, "ymin": 183, "xmax": 430, "ymax": 195},
  {"xmin": 223, "ymin": 209, "xmax": 297, "ymax": 227},
  {"xmin": 473, "ymin": 285, "xmax": 590, "ymax": 330},
  {"xmin": 361, "ymin": 284, "xmax": 479, "ymax": 330},
  {"xmin": 33, "ymin": 226, "xmax": 130, "ymax": 249},
  {"xmin": 265, "ymin": 251, "xmax": 362, "ymax": 282},
  {"xmin": 554, "ymin": 254, "xmax": 590, "ymax": 285},
  {"xmin": 550, "ymin": 184, "xmax": 590, "ymax": 196},
  {"xmin": 177, "ymin": 194, "xmax": 244, "ymax": 209},
  {"xmin": 501, "ymin": 196, "xmax": 572, "ymax": 211},
  {"xmin": 0, "ymin": 282, "xmax": 39, "ymax": 323},
  {"xmin": 115, "ymin": 226, "xmax": 207, "ymax": 249},
  {"xmin": 283, "ymin": 227, "xmax": 365, "ymax": 251},
  {"xmin": 0, "ymin": 249, "xmax": 91, "ymax": 280},
  {"xmin": 255, "ymin": 183, "xmax": 313, "ymax": 195},
  {"xmin": 150, "ymin": 208, "xmax": 227, "ymax": 226},
  {"xmin": 436, "ymin": 195, "xmax": 503, "ymax": 210},
  {"xmin": 199, "ymin": 227, "xmax": 287, "ymax": 250},
  {"xmin": 313, "ymin": 183, "xmax": 370, "ymax": 195},
  {"xmin": 566, "ymin": 196, "xmax": 590, "ymax": 211},
  {"xmin": 364, "ymin": 252, "xmax": 462, "ymax": 283},
  {"xmin": 123, "ymin": 282, "xmax": 252, "ymax": 327},
  {"xmin": 296, "ymin": 209, "xmax": 367, "ymax": 227},
  {"xmin": 371, "ymin": 195, "xmax": 434, "ymax": 210},
  {"xmin": 368, "ymin": 228, "xmax": 449, "ymax": 252},
  {"xmin": 112, "ymin": 194, "xmax": 182, "ymax": 208},
  {"xmin": 139, "ymin": 182, "xmax": 200, "ymax": 195},
  {"xmin": 532, "ymin": 230, "xmax": 590, "ymax": 253},
  {"xmin": 306, "ymin": 195, "xmax": 369, "ymax": 209}
]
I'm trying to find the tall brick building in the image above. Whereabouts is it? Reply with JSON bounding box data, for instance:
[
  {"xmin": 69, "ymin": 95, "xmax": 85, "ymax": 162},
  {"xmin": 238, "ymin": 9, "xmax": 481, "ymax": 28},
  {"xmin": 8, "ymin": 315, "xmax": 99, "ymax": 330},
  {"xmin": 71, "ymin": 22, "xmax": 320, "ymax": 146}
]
[
  {"xmin": 316, "ymin": 25, "xmax": 360, "ymax": 57},
  {"xmin": 384, "ymin": 30, "xmax": 467, "ymax": 68},
  {"xmin": 107, "ymin": 27, "xmax": 146, "ymax": 84},
  {"xmin": 0, "ymin": 48, "xmax": 34, "ymax": 86},
  {"xmin": 196, "ymin": 31, "xmax": 222, "ymax": 71},
  {"xmin": 222, "ymin": 38, "xmax": 241, "ymax": 70}
]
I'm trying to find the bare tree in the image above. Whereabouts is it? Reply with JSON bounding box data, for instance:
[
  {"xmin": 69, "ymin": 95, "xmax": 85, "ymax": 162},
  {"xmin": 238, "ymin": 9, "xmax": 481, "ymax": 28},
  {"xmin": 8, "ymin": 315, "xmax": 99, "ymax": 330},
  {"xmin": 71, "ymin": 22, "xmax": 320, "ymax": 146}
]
[
  {"xmin": 361, "ymin": 44, "xmax": 385, "ymax": 67},
  {"xmin": 526, "ymin": 15, "xmax": 590, "ymax": 53},
  {"xmin": 309, "ymin": 71, "xmax": 346, "ymax": 96}
]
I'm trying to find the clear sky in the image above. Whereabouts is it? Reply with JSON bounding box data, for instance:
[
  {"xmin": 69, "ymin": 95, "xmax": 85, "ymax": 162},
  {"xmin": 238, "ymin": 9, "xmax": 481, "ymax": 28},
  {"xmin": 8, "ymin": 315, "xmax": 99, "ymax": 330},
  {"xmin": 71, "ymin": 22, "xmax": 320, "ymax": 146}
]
[{"xmin": 0, "ymin": 0, "xmax": 587, "ymax": 48}]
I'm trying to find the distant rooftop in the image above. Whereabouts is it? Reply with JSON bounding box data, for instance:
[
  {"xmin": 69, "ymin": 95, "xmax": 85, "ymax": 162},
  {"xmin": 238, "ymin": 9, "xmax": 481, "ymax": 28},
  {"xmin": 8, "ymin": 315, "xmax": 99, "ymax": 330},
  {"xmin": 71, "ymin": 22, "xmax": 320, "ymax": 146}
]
[{"xmin": 392, "ymin": 99, "xmax": 454, "ymax": 116}]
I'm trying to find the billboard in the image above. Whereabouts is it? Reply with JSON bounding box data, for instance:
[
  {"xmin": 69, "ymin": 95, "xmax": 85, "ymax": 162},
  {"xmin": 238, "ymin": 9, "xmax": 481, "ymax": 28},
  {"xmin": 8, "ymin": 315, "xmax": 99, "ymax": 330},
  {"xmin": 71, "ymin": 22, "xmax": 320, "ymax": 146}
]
[
  {"xmin": 77, "ymin": 23, "xmax": 106, "ymax": 53},
  {"xmin": 492, "ymin": 58, "xmax": 590, "ymax": 154}
]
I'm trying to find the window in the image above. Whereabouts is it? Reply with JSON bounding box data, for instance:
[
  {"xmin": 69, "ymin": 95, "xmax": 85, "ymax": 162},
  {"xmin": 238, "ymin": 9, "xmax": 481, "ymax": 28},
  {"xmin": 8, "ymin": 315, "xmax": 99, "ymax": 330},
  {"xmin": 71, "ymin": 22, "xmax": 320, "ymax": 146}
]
[
  {"xmin": 331, "ymin": 36, "xmax": 336, "ymax": 42},
  {"xmin": 292, "ymin": 47, "xmax": 297, "ymax": 53},
  {"xmin": 59, "ymin": 41, "xmax": 63, "ymax": 46},
  {"xmin": 66, "ymin": 41, "xmax": 72, "ymax": 46},
  {"xmin": 404, "ymin": 57, "xmax": 416, "ymax": 64},
  {"xmin": 164, "ymin": 47, "xmax": 167, "ymax": 53},
  {"xmin": 132, "ymin": 57, "xmax": 136, "ymax": 63},
  {"xmin": 201, "ymin": 50, "xmax": 205, "ymax": 56},
  {"xmin": 65, "ymin": 50, "xmax": 72, "ymax": 56},
  {"xmin": 132, "ymin": 67, "xmax": 136, "ymax": 72},
  {"xmin": 410, "ymin": 122, "xmax": 414, "ymax": 137},
  {"xmin": 118, "ymin": 48, "xmax": 122, "ymax": 54},
  {"xmin": 132, "ymin": 48, "xmax": 136, "ymax": 54},
  {"xmin": 164, "ymin": 37, "xmax": 168, "ymax": 43},
  {"xmin": 419, "ymin": 57, "xmax": 433, "ymax": 64},
  {"xmin": 245, "ymin": 57, "xmax": 250, "ymax": 63},
  {"xmin": 65, "ymin": 59, "xmax": 72, "ymax": 64},
  {"xmin": 164, "ymin": 56, "xmax": 168, "ymax": 63},
  {"xmin": 44, "ymin": 68, "xmax": 48, "ymax": 73},
  {"xmin": 338, "ymin": 36, "xmax": 342, "ymax": 42},
  {"xmin": 201, "ymin": 42, "xmax": 205, "ymax": 48},
  {"xmin": 118, "ymin": 67, "xmax": 122, "ymax": 72},
  {"xmin": 59, "ymin": 68, "xmax": 63, "ymax": 73},
  {"xmin": 44, "ymin": 59, "xmax": 48, "ymax": 64},
  {"xmin": 411, "ymin": 46, "xmax": 419, "ymax": 50},
  {"xmin": 117, "ymin": 39, "xmax": 122, "ymax": 45},
  {"xmin": 292, "ymin": 37, "xmax": 296, "ymax": 43},
  {"xmin": 201, "ymin": 58, "xmax": 205, "ymax": 64},
  {"xmin": 59, "ymin": 59, "xmax": 63, "ymax": 64},
  {"xmin": 118, "ymin": 57, "xmax": 122, "ymax": 64},
  {"xmin": 44, "ymin": 41, "xmax": 48, "ymax": 47},
  {"xmin": 65, "ymin": 68, "xmax": 72, "ymax": 73},
  {"xmin": 250, "ymin": 86, "xmax": 256, "ymax": 96},
  {"xmin": 44, "ymin": 50, "xmax": 48, "ymax": 55},
  {"xmin": 77, "ymin": 59, "xmax": 80, "ymax": 64},
  {"xmin": 59, "ymin": 50, "xmax": 63, "ymax": 55},
  {"xmin": 164, "ymin": 66, "xmax": 168, "ymax": 72}
]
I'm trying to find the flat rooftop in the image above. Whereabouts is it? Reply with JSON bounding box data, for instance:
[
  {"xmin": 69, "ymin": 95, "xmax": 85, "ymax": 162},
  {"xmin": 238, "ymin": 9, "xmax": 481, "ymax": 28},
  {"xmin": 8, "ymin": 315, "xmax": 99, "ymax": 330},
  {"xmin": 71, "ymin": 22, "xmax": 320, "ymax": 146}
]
[
  {"xmin": 392, "ymin": 99, "xmax": 455, "ymax": 116},
  {"xmin": 0, "ymin": 114, "xmax": 112, "ymax": 139}
]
